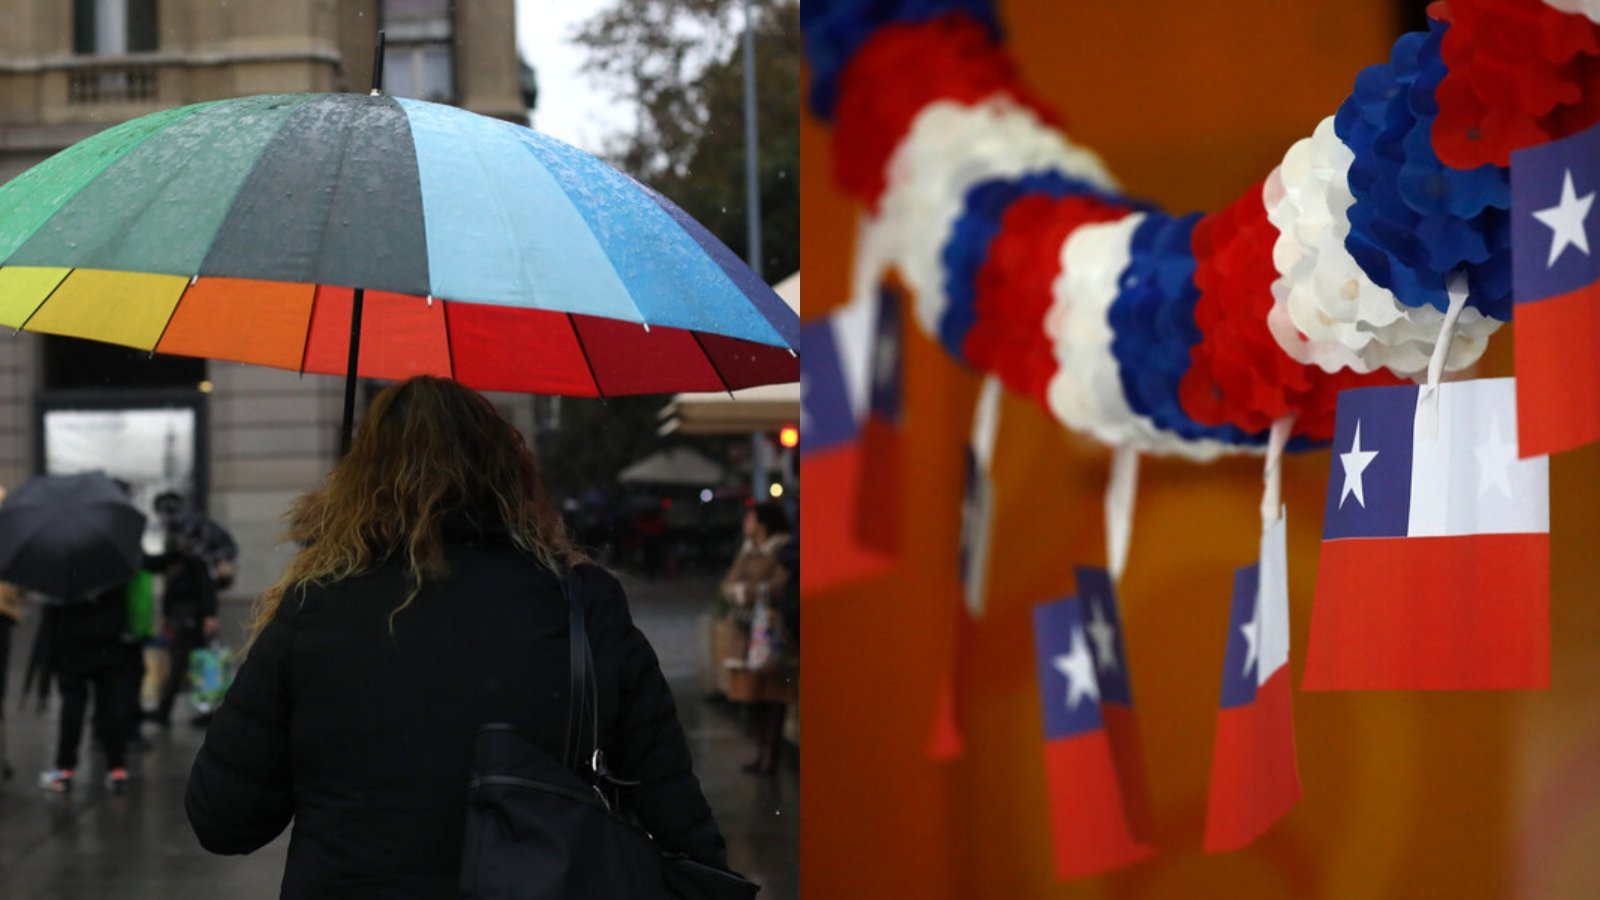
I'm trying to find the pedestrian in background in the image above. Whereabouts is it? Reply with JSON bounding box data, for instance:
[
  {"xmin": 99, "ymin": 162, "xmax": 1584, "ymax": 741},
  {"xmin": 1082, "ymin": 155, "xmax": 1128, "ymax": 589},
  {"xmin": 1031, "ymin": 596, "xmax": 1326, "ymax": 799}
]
[
  {"xmin": 38, "ymin": 580, "xmax": 134, "ymax": 792},
  {"xmin": 186, "ymin": 376, "xmax": 726, "ymax": 896},
  {"xmin": 147, "ymin": 538, "xmax": 219, "ymax": 728},
  {"xmin": 719, "ymin": 501, "xmax": 795, "ymax": 776},
  {"xmin": 0, "ymin": 578, "xmax": 19, "ymax": 782},
  {"xmin": 153, "ymin": 491, "xmax": 239, "ymax": 592}
]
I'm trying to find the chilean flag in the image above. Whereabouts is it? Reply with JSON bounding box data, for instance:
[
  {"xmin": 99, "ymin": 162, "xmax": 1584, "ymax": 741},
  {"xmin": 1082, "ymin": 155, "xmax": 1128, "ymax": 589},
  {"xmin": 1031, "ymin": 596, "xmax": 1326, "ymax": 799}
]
[
  {"xmin": 800, "ymin": 309, "xmax": 893, "ymax": 596},
  {"xmin": 1204, "ymin": 515, "xmax": 1301, "ymax": 852},
  {"xmin": 1511, "ymin": 119, "xmax": 1600, "ymax": 457},
  {"xmin": 852, "ymin": 283, "xmax": 906, "ymax": 556},
  {"xmin": 1074, "ymin": 566, "xmax": 1153, "ymax": 841},
  {"xmin": 1303, "ymin": 378, "xmax": 1550, "ymax": 690},
  {"xmin": 1032, "ymin": 595, "xmax": 1153, "ymax": 880},
  {"xmin": 927, "ymin": 380, "xmax": 1000, "ymax": 760}
]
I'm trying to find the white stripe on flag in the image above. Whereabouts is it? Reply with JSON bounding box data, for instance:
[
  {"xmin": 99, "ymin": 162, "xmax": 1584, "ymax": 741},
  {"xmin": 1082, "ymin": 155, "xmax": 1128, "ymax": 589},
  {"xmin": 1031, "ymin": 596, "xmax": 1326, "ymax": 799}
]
[
  {"xmin": 1257, "ymin": 511, "xmax": 1291, "ymax": 685},
  {"xmin": 1406, "ymin": 378, "xmax": 1550, "ymax": 537}
]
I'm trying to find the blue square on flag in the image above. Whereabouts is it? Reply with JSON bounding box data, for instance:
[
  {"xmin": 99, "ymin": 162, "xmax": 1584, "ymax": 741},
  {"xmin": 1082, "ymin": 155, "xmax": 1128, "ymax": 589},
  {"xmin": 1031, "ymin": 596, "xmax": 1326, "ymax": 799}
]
[
  {"xmin": 1074, "ymin": 566, "xmax": 1132, "ymax": 707},
  {"xmin": 1033, "ymin": 596, "xmax": 1103, "ymax": 739},
  {"xmin": 1219, "ymin": 564, "xmax": 1261, "ymax": 709},
  {"xmin": 1511, "ymin": 120, "xmax": 1600, "ymax": 305},
  {"xmin": 800, "ymin": 318, "xmax": 857, "ymax": 453},
  {"xmin": 1320, "ymin": 383, "xmax": 1417, "ymax": 540}
]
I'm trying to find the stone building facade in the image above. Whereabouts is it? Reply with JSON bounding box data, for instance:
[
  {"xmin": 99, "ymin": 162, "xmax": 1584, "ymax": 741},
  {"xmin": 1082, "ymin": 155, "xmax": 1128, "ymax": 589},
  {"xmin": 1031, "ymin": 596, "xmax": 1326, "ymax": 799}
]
[{"xmin": 0, "ymin": 0, "xmax": 532, "ymax": 598}]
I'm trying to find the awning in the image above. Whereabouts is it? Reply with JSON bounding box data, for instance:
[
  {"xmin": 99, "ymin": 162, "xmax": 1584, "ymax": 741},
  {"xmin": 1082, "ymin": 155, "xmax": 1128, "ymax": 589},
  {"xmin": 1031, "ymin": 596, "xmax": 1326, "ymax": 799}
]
[{"xmin": 617, "ymin": 446, "xmax": 727, "ymax": 486}]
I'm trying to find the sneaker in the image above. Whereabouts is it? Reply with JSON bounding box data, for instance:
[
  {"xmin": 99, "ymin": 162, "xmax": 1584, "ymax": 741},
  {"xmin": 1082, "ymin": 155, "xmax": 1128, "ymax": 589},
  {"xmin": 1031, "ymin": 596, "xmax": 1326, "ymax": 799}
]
[
  {"xmin": 106, "ymin": 768, "xmax": 130, "ymax": 792},
  {"xmin": 38, "ymin": 769, "xmax": 73, "ymax": 792}
]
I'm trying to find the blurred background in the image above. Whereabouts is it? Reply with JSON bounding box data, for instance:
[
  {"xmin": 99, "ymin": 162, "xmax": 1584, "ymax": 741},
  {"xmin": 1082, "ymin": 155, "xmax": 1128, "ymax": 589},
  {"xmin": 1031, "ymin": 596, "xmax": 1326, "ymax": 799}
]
[
  {"xmin": 0, "ymin": 1, "xmax": 798, "ymax": 896},
  {"xmin": 800, "ymin": 0, "xmax": 1600, "ymax": 897}
]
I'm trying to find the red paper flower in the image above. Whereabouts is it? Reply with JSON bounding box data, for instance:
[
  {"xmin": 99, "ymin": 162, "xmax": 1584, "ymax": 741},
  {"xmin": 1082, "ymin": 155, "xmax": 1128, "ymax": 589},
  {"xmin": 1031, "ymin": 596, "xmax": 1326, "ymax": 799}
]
[
  {"xmin": 834, "ymin": 13, "xmax": 1064, "ymax": 209},
  {"xmin": 964, "ymin": 193, "xmax": 1130, "ymax": 409},
  {"xmin": 1180, "ymin": 184, "xmax": 1400, "ymax": 443},
  {"xmin": 1433, "ymin": 0, "xmax": 1600, "ymax": 169}
]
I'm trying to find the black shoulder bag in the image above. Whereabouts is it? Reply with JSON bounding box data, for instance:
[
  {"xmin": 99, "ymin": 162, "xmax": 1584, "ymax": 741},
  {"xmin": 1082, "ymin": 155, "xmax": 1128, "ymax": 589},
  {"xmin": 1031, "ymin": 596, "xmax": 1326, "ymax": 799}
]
[{"xmin": 459, "ymin": 569, "xmax": 760, "ymax": 900}]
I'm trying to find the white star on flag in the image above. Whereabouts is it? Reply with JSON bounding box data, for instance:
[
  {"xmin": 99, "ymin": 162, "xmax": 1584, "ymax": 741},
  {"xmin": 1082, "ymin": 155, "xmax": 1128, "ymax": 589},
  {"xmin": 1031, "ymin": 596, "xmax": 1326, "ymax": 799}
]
[
  {"xmin": 1339, "ymin": 420, "xmax": 1379, "ymax": 509},
  {"xmin": 1085, "ymin": 600, "xmax": 1119, "ymax": 673},
  {"xmin": 1475, "ymin": 414, "xmax": 1517, "ymax": 501},
  {"xmin": 1532, "ymin": 169, "xmax": 1595, "ymax": 268},
  {"xmin": 1053, "ymin": 627, "xmax": 1100, "ymax": 710},
  {"xmin": 1240, "ymin": 603, "xmax": 1260, "ymax": 678}
]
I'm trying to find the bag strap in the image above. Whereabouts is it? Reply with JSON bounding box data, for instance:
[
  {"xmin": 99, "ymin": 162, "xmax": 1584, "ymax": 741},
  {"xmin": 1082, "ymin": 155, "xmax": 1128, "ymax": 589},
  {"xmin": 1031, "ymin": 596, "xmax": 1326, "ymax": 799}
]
[
  {"xmin": 562, "ymin": 568, "xmax": 629, "ymax": 791},
  {"xmin": 562, "ymin": 568, "xmax": 589, "ymax": 771}
]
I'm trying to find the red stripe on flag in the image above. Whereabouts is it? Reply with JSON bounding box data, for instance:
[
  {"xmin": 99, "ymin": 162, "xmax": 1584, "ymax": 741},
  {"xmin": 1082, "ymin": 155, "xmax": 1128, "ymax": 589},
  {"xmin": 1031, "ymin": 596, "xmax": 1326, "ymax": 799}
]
[
  {"xmin": 1102, "ymin": 704, "xmax": 1154, "ymax": 842},
  {"xmin": 1203, "ymin": 670, "xmax": 1302, "ymax": 853},
  {"xmin": 1515, "ymin": 282, "xmax": 1600, "ymax": 457},
  {"xmin": 801, "ymin": 446, "xmax": 895, "ymax": 596},
  {"xmin": 926, "ymin": 600, "xmax": 977, "ymax": 761},
  {"xmin": 1043, "ymin": 732, "xmax": 1153, "ymax": 879},
  {"xmin": 852, "ymin": 416, "xmax": 902, "ymax": 556},
  {"xmin": 1303, "ymin": 533, "xmax": 1549, "ymax": 690}
]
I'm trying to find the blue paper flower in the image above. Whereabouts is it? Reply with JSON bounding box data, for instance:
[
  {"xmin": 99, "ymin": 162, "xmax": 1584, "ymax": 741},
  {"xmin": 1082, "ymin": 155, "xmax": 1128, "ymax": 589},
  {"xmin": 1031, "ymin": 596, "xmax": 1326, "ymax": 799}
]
[
  {"xmin": 1336, "ymin": 18, "xmax": 1512, "ymax": 320},
  {"xmin": 802, "ymin": 0, "xmax": 1004, "ymax": 120},
  {"xmin": 1108, "ymin": 212, "xmax": 1266, "ymax": 447}
]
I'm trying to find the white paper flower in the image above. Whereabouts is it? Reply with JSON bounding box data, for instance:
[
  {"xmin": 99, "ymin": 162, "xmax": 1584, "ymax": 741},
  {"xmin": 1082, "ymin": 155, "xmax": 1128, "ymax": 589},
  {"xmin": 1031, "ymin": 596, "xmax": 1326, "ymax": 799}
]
[
  {"xmin": 871, "ymin": 95, "xmax": 1117, "ymax": 339},
  {"xmin": 1544, "ymin": 0, "xmax": 1600, "ymax": 25},
  {"xmin": 1264, "ymin": 116, "xmax": 1500, "ymax": 378}
]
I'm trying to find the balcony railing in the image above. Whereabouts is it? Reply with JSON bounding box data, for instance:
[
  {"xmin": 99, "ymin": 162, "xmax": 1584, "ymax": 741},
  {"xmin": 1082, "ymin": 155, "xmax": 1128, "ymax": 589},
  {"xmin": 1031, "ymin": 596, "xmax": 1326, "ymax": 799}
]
[{"xmin": 66, "ymin": 64, "xmax": 159, "ymax": 104}]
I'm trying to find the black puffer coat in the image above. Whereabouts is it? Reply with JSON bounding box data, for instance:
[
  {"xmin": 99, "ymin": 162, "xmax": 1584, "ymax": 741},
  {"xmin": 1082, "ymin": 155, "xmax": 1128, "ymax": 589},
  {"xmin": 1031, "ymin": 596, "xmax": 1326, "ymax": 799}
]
[{"xmin": 185, "ymin": 537, "xmax": 725, "ymax": 898}]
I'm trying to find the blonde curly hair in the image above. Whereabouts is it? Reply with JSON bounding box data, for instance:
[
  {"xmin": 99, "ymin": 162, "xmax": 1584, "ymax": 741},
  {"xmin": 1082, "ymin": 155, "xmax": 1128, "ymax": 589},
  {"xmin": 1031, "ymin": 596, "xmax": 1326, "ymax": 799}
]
[{"xmin": 249, "ymin": 376, "xmax": 583, "ymax": 643}]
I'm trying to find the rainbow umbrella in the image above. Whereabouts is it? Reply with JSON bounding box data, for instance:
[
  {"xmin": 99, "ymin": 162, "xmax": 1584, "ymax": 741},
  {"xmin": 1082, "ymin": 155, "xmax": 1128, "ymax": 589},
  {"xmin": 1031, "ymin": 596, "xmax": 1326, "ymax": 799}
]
[{"xmin": 0, "ymin": 92, "xmax": 797, "ymax": 443}]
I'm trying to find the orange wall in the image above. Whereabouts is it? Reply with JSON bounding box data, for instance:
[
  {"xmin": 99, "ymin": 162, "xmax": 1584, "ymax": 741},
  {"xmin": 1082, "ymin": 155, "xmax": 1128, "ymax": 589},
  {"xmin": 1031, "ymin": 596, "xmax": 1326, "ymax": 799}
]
[{"xmin": 801, "ymin": 2, "xmax": 1600, "ymax": 898}]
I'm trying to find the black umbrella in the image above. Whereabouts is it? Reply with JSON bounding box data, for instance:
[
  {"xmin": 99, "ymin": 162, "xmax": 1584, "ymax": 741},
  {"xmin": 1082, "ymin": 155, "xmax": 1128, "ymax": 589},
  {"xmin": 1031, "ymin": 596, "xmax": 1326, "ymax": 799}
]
[{"xmin": 0, "ymin": 472, "xmax": 147, "ymax": 602}]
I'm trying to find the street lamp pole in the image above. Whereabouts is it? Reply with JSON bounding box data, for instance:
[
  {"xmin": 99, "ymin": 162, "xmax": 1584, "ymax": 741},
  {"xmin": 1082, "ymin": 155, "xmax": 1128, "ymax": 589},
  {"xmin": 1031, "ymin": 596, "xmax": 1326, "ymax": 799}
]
[
  {"xmin": 742, "ymin": 0, "xmax": 768, "ymax": 501},
  {"xmin": 742, "ymin": 0, "xmax": 762, "ymax": 282}
]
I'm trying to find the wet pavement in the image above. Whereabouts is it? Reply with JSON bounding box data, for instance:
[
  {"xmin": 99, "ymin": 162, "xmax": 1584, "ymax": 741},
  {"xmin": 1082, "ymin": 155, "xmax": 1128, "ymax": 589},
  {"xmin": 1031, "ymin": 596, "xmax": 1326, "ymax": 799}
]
[{"xmin": 0, "ymin": 575, "xmax": 797, "ymax": 899}]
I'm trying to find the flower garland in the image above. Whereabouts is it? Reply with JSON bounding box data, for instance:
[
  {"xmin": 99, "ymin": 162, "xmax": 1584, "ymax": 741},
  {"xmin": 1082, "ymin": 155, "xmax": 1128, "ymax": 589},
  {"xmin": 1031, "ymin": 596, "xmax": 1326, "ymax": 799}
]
[{"xmin": 803, "ymin": 0, "xmax": 1600, "ymax": 458}]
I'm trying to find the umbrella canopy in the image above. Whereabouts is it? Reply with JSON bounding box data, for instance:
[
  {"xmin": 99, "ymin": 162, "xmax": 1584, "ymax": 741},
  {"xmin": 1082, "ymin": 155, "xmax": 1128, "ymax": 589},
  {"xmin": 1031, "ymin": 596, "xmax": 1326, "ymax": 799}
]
[
  {"xmin": 661, "ymin": 272, "xmax": 800, "ymax": 434},
  {"xmin": 0, "ymin": 93, "xmax": 798, "ymax": 397},
  {"xmin": 0, "ymin": 471, "xmax": 147, "ymax": 602}
]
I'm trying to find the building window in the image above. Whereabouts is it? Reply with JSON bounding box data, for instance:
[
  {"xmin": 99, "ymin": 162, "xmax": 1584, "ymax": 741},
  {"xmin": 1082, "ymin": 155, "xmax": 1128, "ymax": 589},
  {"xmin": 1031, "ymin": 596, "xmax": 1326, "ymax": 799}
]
[
  {"xmin": 383, "ymin": 0, "xmax": 455, "ymax": 103},
  {"xmin": 74, "ymin": 0, "xmax": 159, "ymax": 55}
]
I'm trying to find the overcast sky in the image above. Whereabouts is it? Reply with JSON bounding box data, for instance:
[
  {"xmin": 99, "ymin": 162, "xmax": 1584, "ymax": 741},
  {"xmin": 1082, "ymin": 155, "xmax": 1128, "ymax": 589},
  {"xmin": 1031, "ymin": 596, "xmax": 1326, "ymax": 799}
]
[{"xmin": 514, "ymin": 0, "xmax": 636, "ymax": 154}]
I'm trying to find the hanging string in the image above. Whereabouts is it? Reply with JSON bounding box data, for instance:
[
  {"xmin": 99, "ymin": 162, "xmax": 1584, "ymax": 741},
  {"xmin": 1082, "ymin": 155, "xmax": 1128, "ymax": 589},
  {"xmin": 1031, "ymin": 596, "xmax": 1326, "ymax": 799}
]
[
  {"xmin": 1418, "ymin": 271, "xmax": 1469, "ymax": 440},
  {"xmin": 963, "ymin": 375, "xmax": 1003, "ymax": 617},
  {"xmin": 1259, "ymin": 416, "xmax": 1295, "ymax": 530},
  {"xmin": 1104, "ymin": 445, "xmax": 1140, "ymax": 582}
]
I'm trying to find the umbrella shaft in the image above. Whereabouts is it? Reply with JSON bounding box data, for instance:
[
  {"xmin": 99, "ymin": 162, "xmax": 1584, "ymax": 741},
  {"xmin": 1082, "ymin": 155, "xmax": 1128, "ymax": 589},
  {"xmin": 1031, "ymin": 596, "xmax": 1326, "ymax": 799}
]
[{"xmin": 340, "ymin": 287, "xmax": 365, "ymax": 457}]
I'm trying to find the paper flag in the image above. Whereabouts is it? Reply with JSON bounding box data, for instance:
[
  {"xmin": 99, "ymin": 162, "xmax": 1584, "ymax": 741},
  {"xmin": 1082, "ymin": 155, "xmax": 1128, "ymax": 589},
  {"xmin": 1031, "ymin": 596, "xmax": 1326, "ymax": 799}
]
[
  {"xmin": 1303, "ymin": 378, "xmax": 1550, "ymax": 690},
  {"xmin": 1510, "ymin": 118, "xmax": 1600, "ymax": 457},
  {"xmin": 1032, "ymin": 595, "xmax": 1153, "ymax": 879},
  {"xmin": 1204, "ymin": 513, "xmax": 1301, "ymax": 852}
]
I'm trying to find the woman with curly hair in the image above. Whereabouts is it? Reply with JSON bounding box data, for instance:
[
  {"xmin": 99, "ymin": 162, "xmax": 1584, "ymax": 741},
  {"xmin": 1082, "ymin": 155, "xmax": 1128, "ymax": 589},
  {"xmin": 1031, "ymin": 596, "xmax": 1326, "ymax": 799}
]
[{"xmin": 186, "ymin": 376, "xmax": 726, "ymax": 897}]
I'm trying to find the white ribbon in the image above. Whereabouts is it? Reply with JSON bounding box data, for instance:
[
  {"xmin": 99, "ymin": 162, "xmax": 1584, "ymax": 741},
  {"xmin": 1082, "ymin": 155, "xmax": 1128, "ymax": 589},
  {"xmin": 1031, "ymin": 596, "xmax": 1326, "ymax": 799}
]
[
  {"xmin": 963, "ymin": 377, "xmax": 1004, "ymax": 617},
  {"xmin": 1417, "ymin": 271, "xmax": 1469, "ymax": 439},
  {"xmin": 1260, "ymin": 416, "xmax": 1295, "ymax": 530},
  {"xmin": 1104, "ymin": 445, "xmax": 1140, "ymax": 582}
]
